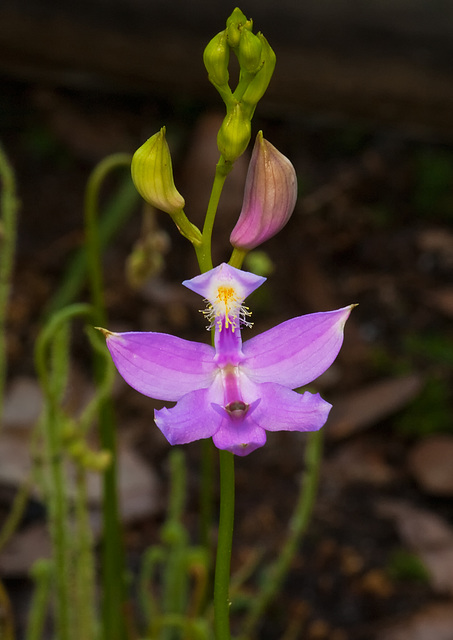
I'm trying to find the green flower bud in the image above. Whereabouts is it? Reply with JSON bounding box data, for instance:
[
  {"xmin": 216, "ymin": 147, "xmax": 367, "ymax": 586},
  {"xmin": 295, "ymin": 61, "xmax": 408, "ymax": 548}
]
[
  {"xmin": 131, "ymin": 127, "xmax": 185, "ymax": 215},
  {"xmin": 241, "ymin": 33, "xmax": 276, "ymax": 115},
  {"xmin": 83, "ymin": 450, "xmax": 112, "ymax": 472},
  {"xmin": 237, "ymin": 28, "xmax": 263, "ymax": 75},
  {"xmin": 226, "ymin": 7, "xmax": 251, "ymax": 48},
  {"xmin": 203, "ymin": 30, "xmax": 230, "ymax": 88},
  {"xmin": 217, "ymin": 103, "xmax": 251, "ymax": 163},
  {"xmin": 68, "ymin": 440, "xmax": 86, "ymax": 461}
]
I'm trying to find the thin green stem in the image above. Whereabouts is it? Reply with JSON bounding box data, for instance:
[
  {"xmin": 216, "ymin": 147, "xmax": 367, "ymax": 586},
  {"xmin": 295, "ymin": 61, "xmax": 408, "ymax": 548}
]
[
  {"xmin": 84, "ymin": 154, "xmax": 131, "ymax": 640},
  {"xmin": 162, "ymin": 450, "xmax": 189, "ymax": 640},
  {"xmin": 84, "ymin": 153, "xmax": 132, "ymax": 326},
  {"xmin": 241, "ymin": 430, "xmax": 324, "ymax": 637},
  {"xmin": 194, "ymin": 154, "xmax": 233, "ymax": 614},
  {"xmin": 228, "ymin": 248, "xmax": 247, "ymax": 270},
  {"xmin": 74, "ymin": 465, "xmax": 97, "ymax": 640},
  {"xmin": 26, "ymin": 560, "xmax": 53, "ymax": 640},
  {"xmin": 0, "ymin": 142, "xmax": 19, "ymax": 431},
  {"xmin": 196, "ymin": 156, "xmax": 232, "ymax": 272},
  {"xmin": 35, "ymin": 305, "xmax": 91, "ymax": 640},
  {"xmin": 0, "ymin": 478, "xmax": 32, "ymax": 553},
  {"xmin": 213, "ymin": 450, "xmax": 235, "ymax": 640},
  {"xmin": 45, "ymin": 174, "xmax": 139, "ymax": 317}
]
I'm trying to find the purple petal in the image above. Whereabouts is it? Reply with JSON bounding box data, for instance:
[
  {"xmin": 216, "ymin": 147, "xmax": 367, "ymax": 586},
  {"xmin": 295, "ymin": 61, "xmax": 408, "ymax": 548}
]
[
  {"xmin": 214, "ymin": 324, "xmax": 245, "ymax": 367},
  {"xmin": 183, "ymin": 263, "xmax": 266, "ymax": 302},
  {"xmin": 243, "ymin": 306, "xmax": 353, "ymax": 389},
  {"xmin": 105, "ymin": 331, "xmax": 215, "ymax": 401},
  {"xmin": 155, "ymin": 384, "xmax": 224, "ymax": 445},
  {"xmin": 252, "ymin": 383, "xmax": 331, "ymax": 432},
  {"xmin": 212, "ymin": 416, "xmax": 267, "ymax": 456}
]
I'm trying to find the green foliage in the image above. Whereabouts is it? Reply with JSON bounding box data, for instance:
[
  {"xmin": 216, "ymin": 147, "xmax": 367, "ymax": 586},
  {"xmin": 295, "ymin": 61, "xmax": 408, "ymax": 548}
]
[
  {"xmin": 387, "ymin": 549, "xmax": 430, "ymax": 583},
  {"xmin": 394, "ymin": 376, "xmax": 452, "ymax": 438},
  {"xmin": 0, "ymin": 142, "xmax": 19, "ymax": 427},
  {"xmin": 404, "ymin": 331, "xmax": 453, "ymax": 368},
  {"xmin": 243, "ymin": 250, "xmax": 274, "ymax": 277},
  {"xmin": 139, "ymin": 450, "xmax": 211, "ymax": 640},
  {"xmin": 413, "ymin": 148, "xmax": 453, "ymax": 221}
]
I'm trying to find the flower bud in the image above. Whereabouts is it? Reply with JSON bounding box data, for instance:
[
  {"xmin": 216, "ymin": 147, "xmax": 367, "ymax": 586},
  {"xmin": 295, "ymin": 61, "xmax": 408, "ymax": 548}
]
[
  {"xmin": 237, "ymin": 28, "xmax": 263, "ymax": 75},
  {"xmin": 203, "ymin": 30, "xmax": 230, "ymax": 88},
  {"xmin": 131, "ymin": 127, "xmax": 185, "ymax": 215},
  {"xmin": 241, "ymin": 34, "xmax": 276, "ymax": 117},
  {"xmin": 217, "ymin": 103, "xmax": 251, "ymax": 163},
  {"xmin": 230, "ymin": 132, "xmax": 297, "ymax": 250},
  {"xmin": 226, "ymin": 8, "xmax": 251, "ymax": 48}
]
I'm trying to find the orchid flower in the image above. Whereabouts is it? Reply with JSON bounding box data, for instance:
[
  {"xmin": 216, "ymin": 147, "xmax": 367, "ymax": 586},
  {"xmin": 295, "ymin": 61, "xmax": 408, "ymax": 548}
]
[{"xmin": 102, "ymin": 263, "xmax": 352, "ymax": 456}]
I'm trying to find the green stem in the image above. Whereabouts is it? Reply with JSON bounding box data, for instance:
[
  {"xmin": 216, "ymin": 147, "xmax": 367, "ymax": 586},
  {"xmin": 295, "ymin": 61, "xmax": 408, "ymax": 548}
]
[
  {"xmin": 196, "ymin": 156, "xmax": 232, "ymax": 272},
  {"xmin": 162, "ymin": 450, "xmax": 189, "ymax": 640},
  {"xmin": 35, "ymin": 304, "xmax": 92, "ymax": 640},
  {"xmin": 84, "ymin": 153, "xmax": 132, "ymax": 326},
  {"xmin": 194, "ymin": 154, "xmax": 233, "ymax": 614},
  {"xmin": 26, "ymin": 560, "xmax": 53, "ymax": 640},
  {"xmin": 45, "ymin": 173, "xmax": 139, "ymax": 317},
  {"xmin": 228, "ymin": 247, "xmax": 247, "ymax": 270},
  {"xmin": 74, "ymin": 466, "xmax": 97, "ymax": 640},
  {"xmin": 0, "ymin": 142, "xmax": 19, "ymax": 431},
  {"xmin": 241, "ymin": 430, "xmax": 323, "ymax": 637},
  {"xmin": 84, "ymin": 154, "xmax": 130, "ymax": 640},
  {"xmin": 213, "ymin": 450, "xmax": 235, "ymax": 640},
  {"xmin": 0, "ymin": 478, "xmax": 32, "ymax": 553}
]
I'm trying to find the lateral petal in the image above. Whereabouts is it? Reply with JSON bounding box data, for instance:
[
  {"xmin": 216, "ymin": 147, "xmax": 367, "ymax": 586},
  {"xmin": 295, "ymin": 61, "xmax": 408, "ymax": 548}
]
[
  {"xmin": 105, "ymin": 331, "xmax": 216, "ymax": 401},
  {"xmin": 242, "ymin": 306, "xmax": 353, "ymax": 388},
  {"xmin": 155, "ymin": 384, "xmax": 224, "ymax": 445},
  {"xmin": 252, "ymin": 383, "xmax": 331, "ymax": 432}
]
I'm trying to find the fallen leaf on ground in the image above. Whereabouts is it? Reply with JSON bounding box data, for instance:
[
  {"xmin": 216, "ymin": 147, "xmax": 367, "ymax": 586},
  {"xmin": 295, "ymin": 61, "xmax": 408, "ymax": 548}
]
[
  {"xmin": 408, "ymin": 436, "xmax": 453, "ymax": 496},
  {"xmin": 2, "ymin": 377, "xmax": 43, "ymax": 429},
  {"xmin": 377, "ymin": 602, "xmax": 453, "ymax": 640},
  {"xmin": 323, "ymin": 437, "xmax": 397, "ymax": 487},
  {"xmin": 326, "ymin": 375, "xmax": 424, "ymax": 440},
  {"xmin": 0, "ymin": 523, "xmax": 51, "ymax": 576},
  {"xmin": 425, "ymin": 287, "xmax": 453, "ymax": 318},
  {"xmin": 378, "ymin": 500, "xmax": 453, "ymax": 596}
]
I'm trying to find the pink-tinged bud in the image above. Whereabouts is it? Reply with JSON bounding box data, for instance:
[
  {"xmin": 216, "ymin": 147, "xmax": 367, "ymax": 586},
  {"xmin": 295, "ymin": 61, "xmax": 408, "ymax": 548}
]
[{"xmin": 230, "ymin": 132, "xmax": 297, "ymax": 250}]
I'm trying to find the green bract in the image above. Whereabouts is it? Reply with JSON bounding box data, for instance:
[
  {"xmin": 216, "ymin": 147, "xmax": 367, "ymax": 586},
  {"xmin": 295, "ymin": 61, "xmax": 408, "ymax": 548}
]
[{"xmin": 131, "ymin": 127, "xmax": 185, "ymax": 215}]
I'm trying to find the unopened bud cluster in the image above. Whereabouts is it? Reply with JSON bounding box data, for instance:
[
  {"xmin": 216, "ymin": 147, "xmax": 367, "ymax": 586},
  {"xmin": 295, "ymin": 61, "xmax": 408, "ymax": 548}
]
[
  {"xmin": 204, "ymin": 8, "xmax": 276, "ymax": 163},
  {"xmin": 129, "ymin": 7, "xmax": 296, "ymax": 262}
]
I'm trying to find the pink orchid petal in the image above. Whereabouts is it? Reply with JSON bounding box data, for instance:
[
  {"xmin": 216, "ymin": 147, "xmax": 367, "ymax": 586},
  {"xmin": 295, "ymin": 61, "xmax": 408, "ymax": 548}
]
[
  {"xmin": 105, "ymin": 331, "xmax": 216, "ymax": 402},
  {"xmin": 252, "ymin": 383, "xmax": 331, "ymax": 432},
  {"xmin": 155, "ymin": 383, "xmax": 224, "ymax": 445},
  {"xmin": 183, "ymin": 262, "xmax": 265, "ymax": 302},
  {"xmin": 243, "ymin": 306, "xmax": 353, "ymax": 389},
  {"xmin": 212, "ymin": 415, "xmax": 267, "ymax": 456}
]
